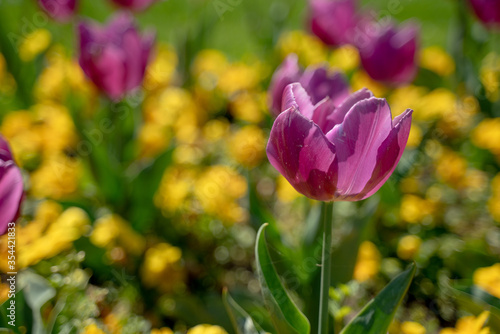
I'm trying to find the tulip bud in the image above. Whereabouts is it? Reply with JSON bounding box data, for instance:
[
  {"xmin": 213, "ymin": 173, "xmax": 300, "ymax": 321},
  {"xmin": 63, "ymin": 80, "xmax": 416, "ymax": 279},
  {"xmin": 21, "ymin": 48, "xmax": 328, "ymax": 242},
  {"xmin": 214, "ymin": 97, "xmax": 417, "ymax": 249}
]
[
  {"xmin": 468, "ymin": 0, "xmax": 500, "ymax": 28},
  {"xmin": 309, "ymin": 0, "xmax": 359, "ymax": 46},
  {"xmin": 356, "ymin": 21, "xmax": 419, "ymax": 86},
  {"xmin": 267, "ymin": 83, "xmax": 412, "ymax": 201},
  {"xmin": 38, "ymin": 0, "xmax": 77, "ymax": 22},
  {"xmin": 0, "ymin": 135, "xmax": 24, "ymax": 235},
  {"xmin": 110, "ymin": 0, "xmax": 160, "ymax": 11},
  {"xmin": 78, "ymin": 13, "xmax": 155, "ymax": 100}
]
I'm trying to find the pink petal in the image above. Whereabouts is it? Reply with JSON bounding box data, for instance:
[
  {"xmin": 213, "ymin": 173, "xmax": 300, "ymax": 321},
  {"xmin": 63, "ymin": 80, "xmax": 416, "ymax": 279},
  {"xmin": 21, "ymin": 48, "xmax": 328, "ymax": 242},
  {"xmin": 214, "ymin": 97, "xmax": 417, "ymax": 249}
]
[
  {"xmin": 0, "ymin": 162, "xmax": 23, "ymax": 235},
  {"xmin": 281, "ymin": 83, "xmax": 315, "ymax": 119}
]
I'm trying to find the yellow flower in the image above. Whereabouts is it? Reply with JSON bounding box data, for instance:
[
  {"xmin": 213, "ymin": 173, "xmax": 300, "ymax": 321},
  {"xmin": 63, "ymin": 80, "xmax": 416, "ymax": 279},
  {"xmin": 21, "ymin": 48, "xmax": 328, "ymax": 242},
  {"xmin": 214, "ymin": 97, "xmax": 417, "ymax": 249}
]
[
  {"xmin": 137, "ymin": 123, "xmax": 171, "ymax": 158},
  {"xmin": 401, "ymin": 321, "xmax": 426, "ymax": 334},
  {"xmin": 202, "ymin": 119, "xmax": 230, "ymax": 142},
  {"xmin": 90, "ymin": 214, "xmax": 145, "ymax": 256},
  {"xmin": 353, "ymin": 241, "xmax": 381, "ymax": 282},
  {"xmin": 192, "ymin": 49, "xmax": 229, "ymax": 80},
  {"xmin": 151, "ymin": 328, "xmax": 174, "ymax": 334},
  {"xmin": 82, "ymin": 324, "xmax": 106, "ymax": 334},
  {"xmin": 276, "ymin": 175, "xmax": 302, "ymax": 203},
  {"xmin": 471, "ymin": 118, "xmax": 500, "ymax": 156},
  {"xmin": 141, "ymin": 243, "xmax": 185, "ymax": 293},
  {"xmin": 473, "ymin": 264, "xmax": 500, "ymax": 299},
  {"xmin": 418, "ymin": 88, "xmax": 456, "ymax": 121},
  {"xmin": 278, "ymin": 30, "xmax": 327, "ymax": 66},
  {"xmin": 480, "ymin": 52, "xmax": 499, "ymax": 102},
  {"xmin": 155, "ymin": 167, "xmax": 195, "ymax": 215},
  {"xmin": 30, "ymin": 153, "xmax": 81, "ymax": 199},
  {"xmin": 420, "ymin": 46, "xmax": 455, "ymax": 77},
  {"xmin": 397, "ymin": 235, "xmax": 422, "ymax": 260},
  {"xmin": 218, "ymin": 63, "xmax": 261, "ymax": 95},
  {"xmin": 440, "ymin": 311, "xmax": 490, "ymax": 334},
  {"xmin": 228, "ymin": 125, "xmax": 266, "ymax": 168},
  {"xmin": 187, "ymin": 324, "xmax": 228, "ymax": 334},
  {"xmin": 329, "ymin": 45, "xmax": 359, "ymax": 72},
  {"xmin": 434, "ymin": 149, "xmax": 467, "ymax": 187},
  {"xmin": 194, "ymin": 165, "xmax": 247, "ymax": 224},
  {"xmin": 388, "ymin": 85, "xmax": 427, "ymax": 117},
  {"xmin": 351, "ymin": 71, "xmax": 388, "ymax": 97},
  {"xmin": 144, "ymin": 44, "xmax": 178, "ymax": 91},
  {"xmin": 400, "ymin": 194, "xmax": 435, "ymax": 224},
  {"xmin": 407, "ymin": 124, "xmax": 423, "ymax": 148},
  {"xmin": 229, "ymin": 91, "xmax": 266, "ymax": 123},
  {"xmin": 19, "ymin": 29, "xmax": 51, "ymax": 62}
]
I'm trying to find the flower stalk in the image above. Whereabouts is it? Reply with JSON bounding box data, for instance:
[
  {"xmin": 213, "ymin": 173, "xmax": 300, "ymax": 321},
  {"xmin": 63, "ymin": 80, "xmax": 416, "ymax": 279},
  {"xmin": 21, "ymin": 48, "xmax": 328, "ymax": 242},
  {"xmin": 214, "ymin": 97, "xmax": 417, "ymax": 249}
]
[{"xmin": 319, "ymin": 201, "xmax": 334, "ymax": 334}]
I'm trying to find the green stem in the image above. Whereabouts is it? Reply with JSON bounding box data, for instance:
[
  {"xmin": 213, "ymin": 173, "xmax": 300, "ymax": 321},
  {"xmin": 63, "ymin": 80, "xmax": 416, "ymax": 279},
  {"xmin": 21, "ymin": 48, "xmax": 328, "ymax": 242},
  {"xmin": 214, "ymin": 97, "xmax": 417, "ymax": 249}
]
[{"xmin": 318, "ymin": 201, "xmax": 334, "ymax": 334}]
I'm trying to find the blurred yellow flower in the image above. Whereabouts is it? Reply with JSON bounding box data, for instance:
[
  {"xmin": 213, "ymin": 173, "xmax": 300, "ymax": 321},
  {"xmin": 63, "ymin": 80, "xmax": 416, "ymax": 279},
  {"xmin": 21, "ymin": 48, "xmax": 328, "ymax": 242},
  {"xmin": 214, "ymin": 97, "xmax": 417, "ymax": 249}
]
[
  {"xmin": 82, "ymin": 324, "xmax": 106, "ymax": 334},
  {"xmin": 141, "ymin": 243, "xmax": 185, "ymax": 293},
  {"xmin": 194, "ymin": 165, "xmax": 247, "ymax": 224},
  {"xmin": 407, "ymin": 124, "xmax": 423, "ymax": 148},
  {"xmin": 397, "ymin": 235, "xmax": 422, "ymax": 260},
  {"xmin": 19, "ymin": 29, "xmax": 51, "ymax": 62},
  {"xmin": 228, "ymin": 125, "xmax": 266, "ymax": 168},
  {"xmin": 420, "ymin": 46, "xmax": 455, "ymax": 77},
  {"xmin": 440, "ymin": 311, "xmax": 490, "ymax": 334},
  {"xmin": 192, "ymin": 49, "xmax": 229, "ymax": 81},
  {"xmin": 155, "ymin": 167, "xmax": 195, "ymax": 215},
  {"xmin": 276, "ymin": 175, "xmax": 302, "ymax": 203},
  {"xmin": 351, "ymin": 71, "xmax": 388, "ymax": 97},
  {"xmin": 218, "ymin": 63, "xmax": 261, "ymax": 95},
  {"xmin": 0, "ymin": 202, "xmax": 90, "ymax": 270},
  {"xmin": 278, "ymin": 30, "xmax": 327, "ymax": 66},
  {"xmin": 480, "ymin": 53, "xmax": 499, "ymax": 102},
  {"xmin": 202, "ymin": 119, "xmax": 230, "ymax": 142},
  {"xmin": 144, "ymin": 44, "xmax": 178, "ymax": 91},
  {"xmin": 388, "ymin": 85, "xmax": 427, "ymax": 117},
  {"xmin": 137, "ymin": 123, "xmax": 170, "ymax": 158},
  {"xmin": 400, "ymin": 194, "xmax": 435, "ymax": 224},
  {"xmin": 353, "ymin": 241, "xmax": 381, "ymax": 282},
  {"xmin": 471, "ymin": 118, "xmax": 500, "ymax": 156},
  {"xmin": 418, "ymin": 88, "xmax": 456, "ymax": 121},
  {"xmin": 329, "ymin": 44, "xmax": 359, "ymax": 72},
  {"xmin": 187, "ymin": 324, "xmax": 228, "ymax": 334},
  {"xmin": 90, "ymin": 214, "xmax": 145, "ymax": 256},
  {"xmin": 400, "ymin": 321, "xmax": 426, "ymax": 334},
  {"xmin": 473, "ymin": 263, "xmax": 500, "ymax": 298},
  {"xmin": 151, "ymin": 328, "xmax": 174, "ymax": 334},
  {"xmin": 229, "ymin": 91, "xmax": 266, "ymax": 123},
  {"xmin": 435, "ymin": 149, "xmax": 467, "ymax": 187}
]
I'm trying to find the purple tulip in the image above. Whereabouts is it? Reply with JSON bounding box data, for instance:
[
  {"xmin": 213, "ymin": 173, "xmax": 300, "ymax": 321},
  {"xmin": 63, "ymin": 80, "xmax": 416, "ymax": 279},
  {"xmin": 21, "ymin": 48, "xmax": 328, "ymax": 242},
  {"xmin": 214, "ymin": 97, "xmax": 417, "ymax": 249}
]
[
  {"xmin": 268, "ymin": 54, "xmax": 350, "ymax": 117},
  {"xmin": 356, "ymin": 21, "xmax": 418, "ymax": 86},
  {"xmin": 267, "ymin": 83, "xmax": 412, "ymax": 202},
  {"xmin": 0, "ymin": 135, "xmax": 23, "ymax": 236},
  {"xmin": 110, "ymin": 0, "xmax": 159, "ymax": 11},
  {"xmin": 468, "ymin": 0, "xmax": 500, "ymax": 28},
  {"xmin": 38, "ymin": 0, "xmax": 77, "ymax": 22},
  {"xmin": 309, "ymin": 0, "xmax": 359, "ymax": 46},
  {"xmin": 78, "ymin": 13, "xmax": 155, "ymax": 100}
]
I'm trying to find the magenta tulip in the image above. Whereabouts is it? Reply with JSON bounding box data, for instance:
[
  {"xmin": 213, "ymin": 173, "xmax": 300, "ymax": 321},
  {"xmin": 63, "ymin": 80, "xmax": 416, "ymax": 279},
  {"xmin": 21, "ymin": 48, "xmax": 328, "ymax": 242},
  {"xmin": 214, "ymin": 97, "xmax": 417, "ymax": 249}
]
[
  {"xmin": 268, "ymin": 54, "xmax": 350, "ymax": 117},
  {"xmin": 0, "ymin": 135, "xmax": 23, "ymax": 236},
  {"xmin": 267, "ymin": 83, "xmax": 412, "ymax": 201},
  {"xmin": 356, "ymin": 22, "xmax": 418, "ymax": 85},
  {"xmin": 38, "ymin": 0, "xmax": 77, "ymax": 22},
  {"xmin": 468, "ymin": 0, "xmax": 500, "ymax": 28},
  {"xmin": 78, "ymin": 13, "xmax": 155, "ymax": 100},
  {"xmin": 110, "ymin": 0, "xmax": 159, "ymax": 11},
  {"xmin": 309, "ymin": 0, "xmax": 359, "ymax": 46}
]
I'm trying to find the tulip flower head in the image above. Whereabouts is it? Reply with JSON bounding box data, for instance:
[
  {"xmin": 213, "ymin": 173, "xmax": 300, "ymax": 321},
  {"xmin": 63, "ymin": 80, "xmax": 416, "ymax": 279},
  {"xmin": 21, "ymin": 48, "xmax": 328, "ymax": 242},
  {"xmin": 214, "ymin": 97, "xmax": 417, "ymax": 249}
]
[
  {"xmin": 111, "ymin": 0, "xmax": 159, "ymax": 11},
  {"xmin": 0, "ymin": 135, "xmax": 23, "ymax": 235},
  {"xmin": 78, "ymin": 13, "xmax": 155, "ymax": 100},
  {"xmin": 309, "ymin": 0, "xmax": 359, "ymax": 46},
  {"xmin": 38, "ymin": 0, "xmax": 77, "ymax": 22},
  {"xmin": 267, "ymin": 83, "xmax": 412, "ymax": 201},
  {"xmin": 468, "ymin": 0, "xmax": 500, "ymax": 28},
  {"xmin": 268, "ymin": 54, "xmax": 350, "ymax": 116},
  {"xmin": 356, "ymin": 21, "xmax": 419, "ymax": 86}
]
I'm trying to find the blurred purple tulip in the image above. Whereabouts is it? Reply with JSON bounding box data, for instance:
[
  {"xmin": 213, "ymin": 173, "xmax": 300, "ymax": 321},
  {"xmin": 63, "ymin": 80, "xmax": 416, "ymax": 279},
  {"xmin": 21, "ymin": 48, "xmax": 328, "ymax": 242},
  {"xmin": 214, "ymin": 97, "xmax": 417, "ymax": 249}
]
[
  {"xmin": 78, "ymin": 13, "xmax": 155, "ymax": 100},
  {"xmin": 468, "ymin": 0, "xmax": 500, "ymax": 28},
  {"xmin": 0, "ymin": 135, "xmax": 23, "ymax": 236},
  {"xmin": 309, "ymin": 0, "xmax": 359, "ymax": 46},
  {"xmin": 110, "ymin": 0, "xmax": 159, "ymax": 11},
  {"xmin": 38, "ymin": 0, "xmax": 77, "ymax": 22},
  {"xmin": 356, "ymin": 21, "xmax": 418, "ymax": 85},
  {"xmin": 268, "ymin": 54, "xmax": 350, "ymax": 116},
  {"xmin": 267, "ymin": 83, "xmax": 412, "ymax": 202}
]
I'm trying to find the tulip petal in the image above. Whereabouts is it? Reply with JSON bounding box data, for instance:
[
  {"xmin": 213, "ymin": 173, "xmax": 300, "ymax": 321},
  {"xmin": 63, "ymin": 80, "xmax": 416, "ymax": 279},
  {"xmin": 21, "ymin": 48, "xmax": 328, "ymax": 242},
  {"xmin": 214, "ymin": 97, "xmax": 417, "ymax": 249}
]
[
  {"xmin": 326, "ymin": 97, "xmax": 393, "ymax": 199},
  {"xmin": 268, "ymin": 54, "xmax": 302, "ymax": 116},
  {"xmin": 281, "ymin": 83, "xmax": 315, "ymax": 119},
  {"xmin": 299, "ymin": 66, "xmax": 350, "ymax": 105},
  {"xmin": 0, "ymin": 137, "xmax": 13, "ymax": 162},
  {"xmin": 0, "ymin": 162, "xmax": 23, "ymax": 235},
  {"xmin": 357, "ymin": 108, "xmax": 413, "ymax": 200},
  {"xmin": 267, "ymin": 107, "xmax": 338, "ymax": 201},
  {"xmin": 91, "ymin": 45, "xmax": 127, "ymax": 100}
]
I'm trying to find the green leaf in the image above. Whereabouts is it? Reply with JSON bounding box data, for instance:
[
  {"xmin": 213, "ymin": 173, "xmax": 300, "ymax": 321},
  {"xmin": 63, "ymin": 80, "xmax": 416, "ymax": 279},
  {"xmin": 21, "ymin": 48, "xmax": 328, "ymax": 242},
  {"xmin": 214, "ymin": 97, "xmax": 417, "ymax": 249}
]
[
  {"xmin": 340, "ymin": 263, "xmax": 416, "ymax": 334},
  {"xmin": 255, "ymin": 223, "xmax": 310, "ymax": 334},
  {"xmin": 223, "ymin": 289, "xmax": 266, "ymax": 334}
]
